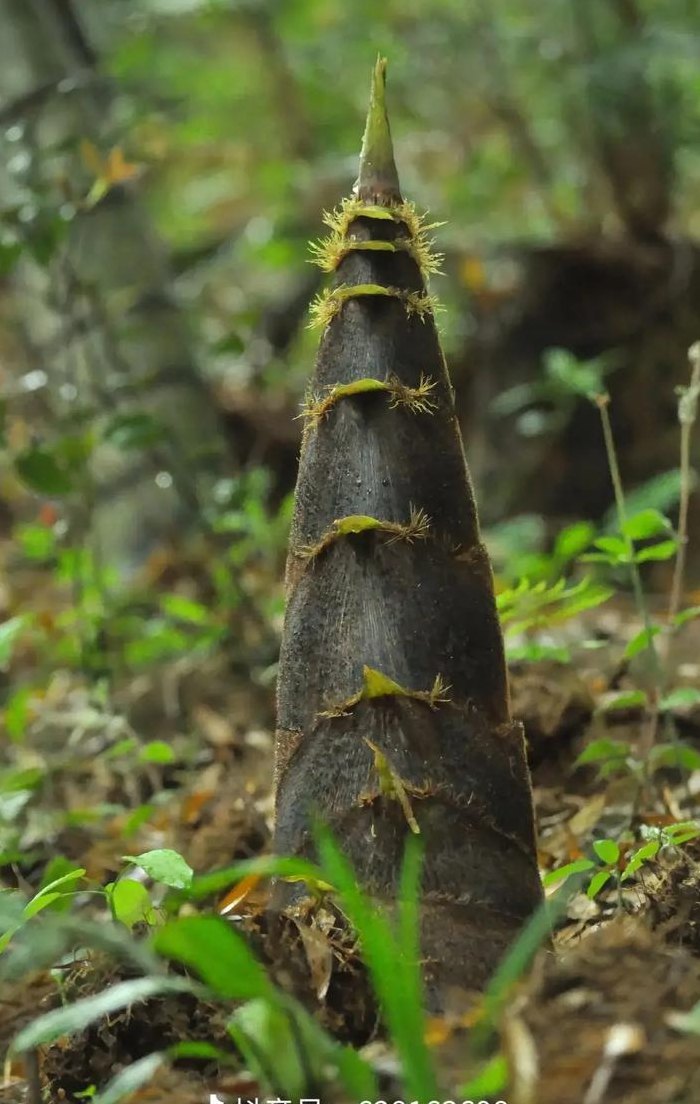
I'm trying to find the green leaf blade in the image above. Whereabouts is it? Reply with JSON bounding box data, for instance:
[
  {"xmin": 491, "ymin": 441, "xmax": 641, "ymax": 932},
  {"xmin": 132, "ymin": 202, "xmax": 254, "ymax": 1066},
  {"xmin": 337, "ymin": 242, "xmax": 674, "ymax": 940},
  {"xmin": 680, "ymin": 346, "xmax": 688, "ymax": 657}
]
[
  {"xmin": 593, "ymin": 839, "xmax": 620, "ymax": 865},
  {"xmin": 122, "ymin": 849, "xmax": 193, "ymax": 889},
  {"xmin": 153, "ymin": 916, "xmax": 271, "ymax": 1001},
  {"xmin": 15, "ymin": 447, "xmax": 73, "ymax": 495},
  {"xmin": 12, "ymin": 977, "xmax": 194, "ymax": 1052},
  {"xmin": 587, "ymin": 869, "xmax": 613, "ymax": 898},
  {"xmin": 542, "ymin": 858, "xmax": 595, "ymax": 887}
]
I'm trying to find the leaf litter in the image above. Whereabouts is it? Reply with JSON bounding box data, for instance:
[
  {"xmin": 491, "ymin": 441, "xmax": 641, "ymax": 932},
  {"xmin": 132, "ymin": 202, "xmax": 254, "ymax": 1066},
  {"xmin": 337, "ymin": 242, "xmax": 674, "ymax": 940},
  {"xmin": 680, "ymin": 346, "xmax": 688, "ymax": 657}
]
[{"xmin": 1, "ymin": 532, "xmax": 700, "ymax": 1103}]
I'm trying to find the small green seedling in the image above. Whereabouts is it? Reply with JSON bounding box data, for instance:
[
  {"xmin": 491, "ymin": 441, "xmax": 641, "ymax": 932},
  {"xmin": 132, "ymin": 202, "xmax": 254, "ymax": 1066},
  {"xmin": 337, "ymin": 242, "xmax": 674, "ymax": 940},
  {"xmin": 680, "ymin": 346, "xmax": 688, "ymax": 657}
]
[
  {"xmin": 0, "ymin": 867, "xmax": 85, "ymax": 953},
  {"xmin": 545, "ymin": 821, "xmax": 700, "ymax": 899},
  {"xmin": 544, "ymin": 837, "xmax": 622, "ymax": 900}
]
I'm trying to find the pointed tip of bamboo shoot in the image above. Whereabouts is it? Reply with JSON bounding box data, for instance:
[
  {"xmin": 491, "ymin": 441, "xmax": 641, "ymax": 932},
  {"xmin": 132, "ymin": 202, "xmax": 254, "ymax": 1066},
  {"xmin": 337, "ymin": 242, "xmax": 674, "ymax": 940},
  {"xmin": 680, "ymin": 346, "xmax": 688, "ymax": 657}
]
[{"xmin": 354, "ymin": 55, "xmax": 402, "ymax": 206}]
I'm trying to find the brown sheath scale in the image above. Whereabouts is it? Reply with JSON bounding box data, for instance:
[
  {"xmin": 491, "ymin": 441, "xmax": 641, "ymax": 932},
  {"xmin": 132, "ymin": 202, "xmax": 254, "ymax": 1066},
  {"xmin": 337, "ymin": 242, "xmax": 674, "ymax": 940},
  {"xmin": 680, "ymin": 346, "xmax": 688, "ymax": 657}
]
[{"xmin": 274, "ymin": 58, "xmax": 542, "ymax": 1000}]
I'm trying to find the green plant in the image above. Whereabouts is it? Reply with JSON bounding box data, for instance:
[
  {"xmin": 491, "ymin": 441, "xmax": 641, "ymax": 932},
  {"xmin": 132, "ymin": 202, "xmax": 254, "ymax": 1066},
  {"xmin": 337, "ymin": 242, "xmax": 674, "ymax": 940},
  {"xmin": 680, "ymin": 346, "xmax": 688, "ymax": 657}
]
[
  {"xmin": 544, "ymin": 822, "xmax": 700, "ymax": 900},
  {"xmin": 576, "ymin": 731, "xmax": 700, "ymax": 781},
  {"xmin": 543, "ymin": 837, "xmax": 623, "ymax": 899},
  {"xmin": 490, "ymin": 347, "xmax": 611, "ymax": 436},
  {"xmin": 172, "ymin": 837, "xmax": 438, "ymax": 1097},
  {"xmin": 0, "ymin": 848, "xmax": 197, "ymax": 958},
  {"xmin": 0, "ymin": 818, "xmax": 568, "ymax": 1102},
  {"xmin": 2, "ymin": 843, "xmax": 392, "ymax": 1101},
  {"xmin": 580, "ymin": 507, "xmax": 679, "ymax": 571},
  {"xmin": 104, "ymin": 849, "xmax": 194, "ymax": 931},
  {"xmin": 0, "ymin": 867, "xmax": 85, "ymax": 953},
  {"xmin": 497, "ymin": 574, "xmax": 614, "ymax": 663},
  {"xmin": 316, "ymin": 826, "xmax": 437, "ymax": 1100}
]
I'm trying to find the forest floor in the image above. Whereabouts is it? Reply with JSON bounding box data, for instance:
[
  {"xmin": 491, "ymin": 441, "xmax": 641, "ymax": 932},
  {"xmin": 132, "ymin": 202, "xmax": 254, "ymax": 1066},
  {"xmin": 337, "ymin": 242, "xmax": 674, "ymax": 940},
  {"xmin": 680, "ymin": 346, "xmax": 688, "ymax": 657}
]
[{"xmin": 1, "ymin": 545, "xmax": 699, "ymax": 1104}]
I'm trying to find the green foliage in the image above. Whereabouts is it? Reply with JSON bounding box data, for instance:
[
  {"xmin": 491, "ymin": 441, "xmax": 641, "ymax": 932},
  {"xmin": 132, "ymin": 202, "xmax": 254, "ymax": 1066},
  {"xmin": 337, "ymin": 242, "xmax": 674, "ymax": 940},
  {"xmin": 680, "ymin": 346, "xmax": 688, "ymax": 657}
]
[
  {"xmin": 544, "ymin": 821, "xmax": 700, "ymax": 899},
  {"xmin": 581, "ymin": 506, "xmax": 678, "ymax": 567},
  {"xmin": 102, "ymin": 414, "xmax": 166, "ymax": 451},
  {"xmin": 1, "ymin": 6, "xmax": 699, "ymax": 1098},
  {"xmin": 11, "ymin": 976, "xmax": 197, "ymax": 1053},
  {"xmin": 103, "ymin": 0, "xmax": 699, "ymax": 249},
  {"xmin": 660, "ymin": 687, "xmax": 700, "ymax": 710},
  {"xmin": 14, "ymin": 446, "xmax": 74, "ymax": 496},
  {"xmin": 624, "ymin": 625, "xmax": 663, "ymax": 659},
  {"xmin": 230, "ymin": 997, "xmax": 375, "ymax": 1100},
  {"xmin": 121, "ymin": 849, "xmax": 194, "ymax": 890},
  {"xmin": 0, "ymin": 832, "xmax": 440, "ymax": 1099},
  {"xmin": 460, "ymin": 1053, "xmax": 509, "ymax": 1099},
  {"xmin": 93, "ymin": 1054, "xmax": 166, "ymax": 1104},
  {"xmin": 154, "ymin": 916, "xmax": 272, "ymax": 1001},
  {"xmin": 0, "ymin": 468, "xmax": 289, "ymax": 684},
  {"xmin": 139, "ymin": 740, "xmax": 176, "ymax": 764},
  {"xmin": 649, "ymin": 742, "xmax": 700, "ymax": 772},
  {"xmin": 498, "ymin": 575, "xmax": 614, "ymax": 634},
  {"xmin": 3, "ymin": 842, "xmax": 385, "ymax": 1099},
  {"xmin": 471, "ymin": 875, "xmax": 579, "ymax": 1052},
  {"xmin": 316, "ymin": 826, "xmax": 437, "ymax": 1101},
  {"xmin": 3, "ymin": 788, "xmax": 696, "ymax": 1101},
  {"xmin": 497, "ymin": 574, "xmax": 613, "ymax": 663},
  {"xmin": 602, "ymin": 469, "xmax": 686, "ymax": 528},
  {"xmin": 0, "ymin": 868, "xmax": 85, "ymax": 953},
  {"xmin": 177, "ymin": 853, "xmax": 334, "ymax": 902},
  {"xmin": 211, "ymin": 469, "xmax": 294, "ymax": 567},
  {"xmin": 107, "ymin": 879, "xmax": 158, "ymax": 930},
  {"xmin": 576, "ymin": 729, "xmax": 700, "ymax": 780},
  {"xmin": 13, "ymin": 523, "xmax": 57, "ymax": 562},
  {"xmin": 491, "ymin": 348, "xmax": 610, "ymax": 437},
  {"xmin": 489, "ymin": 455, "xmax": 693, "ymax": 676},
  {"xmin": 597, "ymin": 690, "xmax": 648, "ymax": 714}
]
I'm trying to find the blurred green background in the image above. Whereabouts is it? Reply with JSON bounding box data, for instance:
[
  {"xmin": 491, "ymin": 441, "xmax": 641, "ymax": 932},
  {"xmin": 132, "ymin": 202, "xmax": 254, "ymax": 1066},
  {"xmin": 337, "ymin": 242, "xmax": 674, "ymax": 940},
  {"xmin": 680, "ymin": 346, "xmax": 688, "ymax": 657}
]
[{"xmin": 1, "ymin": 0, "xmax": 699, "ymax": 578}]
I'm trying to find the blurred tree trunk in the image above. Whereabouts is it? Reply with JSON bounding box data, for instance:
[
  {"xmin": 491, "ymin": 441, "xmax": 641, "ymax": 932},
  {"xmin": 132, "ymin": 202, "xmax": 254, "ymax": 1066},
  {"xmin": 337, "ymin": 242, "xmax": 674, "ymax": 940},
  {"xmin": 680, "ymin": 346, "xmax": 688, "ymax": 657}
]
[{"xmin": 0, "ymin": 0, "xmax": 229, "ymax": 571}]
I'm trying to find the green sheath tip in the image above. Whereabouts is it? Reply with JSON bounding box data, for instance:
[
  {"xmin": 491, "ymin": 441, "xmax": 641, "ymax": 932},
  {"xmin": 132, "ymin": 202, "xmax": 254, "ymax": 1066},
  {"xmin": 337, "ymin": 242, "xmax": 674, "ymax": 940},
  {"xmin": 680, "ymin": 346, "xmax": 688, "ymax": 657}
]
[{"xmin": 355, "ymin": 55, "xmax": 402, "ymax": 205}]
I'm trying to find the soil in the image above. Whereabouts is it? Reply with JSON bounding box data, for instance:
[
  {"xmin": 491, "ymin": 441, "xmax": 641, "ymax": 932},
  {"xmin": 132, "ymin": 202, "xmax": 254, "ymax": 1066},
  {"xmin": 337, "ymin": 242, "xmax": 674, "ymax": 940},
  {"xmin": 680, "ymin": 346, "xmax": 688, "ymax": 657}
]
[{"xmin": 1, "ymin": 542, "xmax": 699, "ymax": 1104}]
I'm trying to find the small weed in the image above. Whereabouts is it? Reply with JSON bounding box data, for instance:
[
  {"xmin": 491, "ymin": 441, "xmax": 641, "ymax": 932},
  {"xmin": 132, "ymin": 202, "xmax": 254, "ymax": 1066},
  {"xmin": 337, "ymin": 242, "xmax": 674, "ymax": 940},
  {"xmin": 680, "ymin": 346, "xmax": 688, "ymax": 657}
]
[{"xmin": 544, "ymin": 822, "xmax": 700, "ymax": 901}]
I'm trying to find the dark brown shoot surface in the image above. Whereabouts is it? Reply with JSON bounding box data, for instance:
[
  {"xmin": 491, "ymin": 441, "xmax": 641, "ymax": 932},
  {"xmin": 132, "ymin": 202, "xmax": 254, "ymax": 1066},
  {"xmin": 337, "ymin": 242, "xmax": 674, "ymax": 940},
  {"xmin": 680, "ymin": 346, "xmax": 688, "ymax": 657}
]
[{"xmin": 275, "ymin": 58, "xmax": 542, "ymax": 996}]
